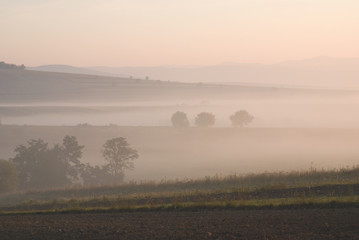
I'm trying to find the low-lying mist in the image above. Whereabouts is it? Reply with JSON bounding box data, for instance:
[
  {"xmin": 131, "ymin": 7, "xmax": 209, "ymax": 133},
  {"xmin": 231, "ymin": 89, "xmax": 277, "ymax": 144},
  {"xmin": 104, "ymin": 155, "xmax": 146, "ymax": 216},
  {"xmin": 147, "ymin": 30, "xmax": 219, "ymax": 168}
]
[
  {"xmin": 1, "ymin": 95, "xmax": 359, "ymax": 128},
  {"xmin": 1, "ymin": 126, "xmax": 359, "ymax": 182},
  {"xmin": 1, "ymin": 81, "xmax": 359, "ymax": 184}
]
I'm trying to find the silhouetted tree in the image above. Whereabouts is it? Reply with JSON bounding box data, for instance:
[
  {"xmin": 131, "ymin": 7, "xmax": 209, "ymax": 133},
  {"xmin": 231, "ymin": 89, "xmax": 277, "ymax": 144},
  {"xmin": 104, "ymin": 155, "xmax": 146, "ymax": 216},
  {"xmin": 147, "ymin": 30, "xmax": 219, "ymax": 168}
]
[
  {"xmin": 171, "ymin": 111, "xmax": 190, "ymax": 127},
  {"xmin": 230, "ymin": 110, "xmax": 254, "ymax": 127},
  {"xmin": 11, "ymin": 136, "xmax": 84, "ymax": 190},
  {"xmin": 0, "ymin": 159, "xmax": 18, "ymax": 194},
  {"xmin": 195, "ymin": 112, "xmax": 215, "ymax": 127},
  {"xmin": 61, "ymin": 135, "xmax": 85, "ymax": 184},
  {"xmin": 0, "ymin": 61, "xmax": 25, "ymax": 70},
  {"xmin": 102, "ymin": 137, "xmax": 138, "ymax": 183},
  {"xmin": 81, "ymin": 164, "xmax": 114, "ymax": 186},
  {"xmin": 11, "ymin": 139, "xmax": 49, "ymax": 190}
]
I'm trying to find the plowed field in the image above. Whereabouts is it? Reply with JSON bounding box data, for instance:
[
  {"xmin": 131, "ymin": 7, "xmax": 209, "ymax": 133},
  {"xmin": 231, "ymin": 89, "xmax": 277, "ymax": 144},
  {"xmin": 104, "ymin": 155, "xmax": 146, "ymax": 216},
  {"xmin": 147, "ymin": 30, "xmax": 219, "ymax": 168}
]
[{"xmin": 1, "ymin": 208, "xmax": 359, "ymax": 239}]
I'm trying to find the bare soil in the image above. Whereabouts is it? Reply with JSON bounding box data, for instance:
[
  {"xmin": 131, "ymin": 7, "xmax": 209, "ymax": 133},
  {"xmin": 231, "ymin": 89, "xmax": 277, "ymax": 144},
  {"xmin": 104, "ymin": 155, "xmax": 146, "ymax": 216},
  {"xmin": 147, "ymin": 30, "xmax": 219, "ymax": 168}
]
[{"xmin": 1, "ymin": 208, "xmax": 359, "ymax": 239}]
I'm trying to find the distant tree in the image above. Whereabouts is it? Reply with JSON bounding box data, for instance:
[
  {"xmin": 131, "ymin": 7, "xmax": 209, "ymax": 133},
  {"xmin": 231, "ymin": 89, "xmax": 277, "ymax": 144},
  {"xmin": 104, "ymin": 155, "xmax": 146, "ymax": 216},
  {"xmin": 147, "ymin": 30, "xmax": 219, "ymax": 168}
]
[
  {"xmin": 62, "ymin": 135, "xmax": 85, "ymax": 183},
  {"xmin": 195, "ymin": 112, "xmax": 215, "ymax": 127},
  {"xmin": 77, "ymin": 123, "xmax": 92, "ymax": 127},
  {"xmin": 230, "ymin": 110, "xmax": 254, "ymax": 127},
  {"xmin": 11, "ymin": 136, "xmax": 84, "ymax": 190},
  {"xmin": 0, "ymin": 159, "xmax": 18, "ymax": 194},
  {"xmin": 171, "ymin": 111, "xmax": 190, "ymax": 127},
  {"xmin": 62, "ymin": 136, "xmax": 84, "ymax": 165},
  {"xmin": 11, "ymin": 139, "xmax": 50, "ymax": 190},
  {"xmin": 81, "ymin": 164, "xmax": 114, "ymax": 186},
  {"xmin": 102, "ymin": 137, "xmax": 139, "ymax": 183},
  {"xmin": 0, "ymin": 61, "xmax": 25, "ymax": 70}
]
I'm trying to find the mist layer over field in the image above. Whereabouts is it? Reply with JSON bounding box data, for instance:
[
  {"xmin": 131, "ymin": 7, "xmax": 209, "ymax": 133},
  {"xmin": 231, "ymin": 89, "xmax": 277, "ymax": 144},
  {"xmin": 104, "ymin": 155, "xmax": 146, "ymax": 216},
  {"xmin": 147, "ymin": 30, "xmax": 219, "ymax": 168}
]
[
  {"xmin": 1, "ymin": 67, "xmax": 359, "ymax": 183},
  {"xmin": 1, "ymin": 67, "xmax": 358, "ymax": 128},
  {"xmin": 1, "ymin": 95, "xmax": 359, "ymax": 128},
  {"xmin": 1, "ymin": 126, "xmax": 359, "ymax": 182}
]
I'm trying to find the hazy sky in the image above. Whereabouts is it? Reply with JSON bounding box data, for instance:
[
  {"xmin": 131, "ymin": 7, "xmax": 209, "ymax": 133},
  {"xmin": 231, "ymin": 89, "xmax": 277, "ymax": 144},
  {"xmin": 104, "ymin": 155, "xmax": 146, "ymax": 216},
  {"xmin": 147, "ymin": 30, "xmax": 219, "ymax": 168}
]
[{"xmin": 1, "ymin": 0, "xmax": 358, "ymax": 67}]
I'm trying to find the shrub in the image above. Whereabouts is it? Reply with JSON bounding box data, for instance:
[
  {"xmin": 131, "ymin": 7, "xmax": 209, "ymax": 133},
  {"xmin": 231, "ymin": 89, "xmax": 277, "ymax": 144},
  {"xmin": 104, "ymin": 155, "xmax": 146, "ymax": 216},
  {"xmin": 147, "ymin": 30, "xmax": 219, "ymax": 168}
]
[{"xmin": 0, "ymin": 159, "xmax": 18, "ymax": 194}]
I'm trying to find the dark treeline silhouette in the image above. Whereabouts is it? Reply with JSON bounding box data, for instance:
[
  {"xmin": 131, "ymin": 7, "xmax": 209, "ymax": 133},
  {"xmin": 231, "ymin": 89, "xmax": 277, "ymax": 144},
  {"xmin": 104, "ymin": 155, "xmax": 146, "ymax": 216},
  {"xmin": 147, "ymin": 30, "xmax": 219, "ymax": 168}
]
[
  {"xmin": 0, "ymin": 61, "xmax": 25, "ymax": 70},
  {"xmin": 1, "ymin": 136, "xmax": 138, "ymax": 192}
]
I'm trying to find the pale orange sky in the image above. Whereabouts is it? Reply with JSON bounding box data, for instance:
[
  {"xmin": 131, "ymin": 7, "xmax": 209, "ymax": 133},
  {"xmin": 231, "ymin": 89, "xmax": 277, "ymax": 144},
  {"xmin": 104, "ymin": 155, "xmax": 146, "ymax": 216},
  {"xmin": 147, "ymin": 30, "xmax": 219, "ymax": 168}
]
[{"xmin": 1, "ymin": 0, "xmax": 358, "ymax": 67}]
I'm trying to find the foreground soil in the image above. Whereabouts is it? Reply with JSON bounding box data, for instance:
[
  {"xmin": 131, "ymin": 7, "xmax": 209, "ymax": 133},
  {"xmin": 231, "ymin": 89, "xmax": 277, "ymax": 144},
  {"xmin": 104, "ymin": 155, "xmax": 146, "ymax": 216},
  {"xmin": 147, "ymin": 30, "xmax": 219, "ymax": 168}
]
[{"xmin": 1, "ymin": 208, "xmax": 359, "ymax": 240}]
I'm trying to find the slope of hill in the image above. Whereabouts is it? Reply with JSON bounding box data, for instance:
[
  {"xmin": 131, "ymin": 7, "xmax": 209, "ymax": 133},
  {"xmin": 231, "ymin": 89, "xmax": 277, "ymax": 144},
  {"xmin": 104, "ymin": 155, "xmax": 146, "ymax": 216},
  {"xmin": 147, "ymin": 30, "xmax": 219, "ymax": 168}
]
[
  {"xmin": 90, "ymin": 57, "xmax": 359, "ymax": 89},
  {"xmin": 0, "ymin": 69, "xmax": 189, "ymax": 103},
  {"xmin": 27, "ymin": 65, "xmax": 127, "ymax": 78},
  {"xmin": 1, "ymin": 67, "xmax": 359, "ymax": 127},
  {"xmin": 1, "ymin": 68, "xmax": 341, "ymax": 104}
]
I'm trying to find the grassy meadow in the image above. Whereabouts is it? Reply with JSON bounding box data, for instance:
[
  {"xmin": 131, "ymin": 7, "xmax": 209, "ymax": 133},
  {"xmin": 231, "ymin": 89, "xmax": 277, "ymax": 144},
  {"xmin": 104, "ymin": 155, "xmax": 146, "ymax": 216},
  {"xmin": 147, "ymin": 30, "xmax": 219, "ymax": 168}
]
[{"xmin": 1, "ymin": 166, "xmax": 359, "ymax": 213}]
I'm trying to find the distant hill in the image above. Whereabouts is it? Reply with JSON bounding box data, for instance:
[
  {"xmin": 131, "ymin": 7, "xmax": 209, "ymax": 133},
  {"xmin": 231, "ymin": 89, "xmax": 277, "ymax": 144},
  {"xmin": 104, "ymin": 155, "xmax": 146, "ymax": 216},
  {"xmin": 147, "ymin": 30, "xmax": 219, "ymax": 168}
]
[
  {"xmin": 26, "ymin": 57, "xmax": 359, "ymax": 90},
  {"xmin": 27, "ymin": 65, "xmax": 128, "ymax": 78},
  {"xmin": 0, "ymin": 68, "xmax": 345, "ymax": 104},
  {"xmin": 90, "ymin": 57, "xmax": 359, "ymax": 90},
  {"xmin": 0, "ymin": 69, "xmax": 181, "ymax": 103}
]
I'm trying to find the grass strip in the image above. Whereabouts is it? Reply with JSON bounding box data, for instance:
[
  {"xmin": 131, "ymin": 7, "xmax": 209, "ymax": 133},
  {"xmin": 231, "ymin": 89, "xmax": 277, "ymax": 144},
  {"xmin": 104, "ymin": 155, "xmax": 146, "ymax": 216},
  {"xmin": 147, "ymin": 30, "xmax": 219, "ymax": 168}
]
[{"xmin": 2, "ymin": 196, "xmax": 359, "ymax": 216}]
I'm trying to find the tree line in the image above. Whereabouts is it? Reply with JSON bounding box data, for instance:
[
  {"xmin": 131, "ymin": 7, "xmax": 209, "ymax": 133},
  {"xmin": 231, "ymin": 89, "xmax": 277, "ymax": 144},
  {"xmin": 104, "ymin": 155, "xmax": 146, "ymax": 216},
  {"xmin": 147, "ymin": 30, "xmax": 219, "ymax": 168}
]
[
  {"xmin": 0, "ymin": 110, "xmax": 254, "ymax": 194},
  {"xmin": 171, "ymin": 110, "xmax": 254, "ymax": 128},
  {"xmin": 0, "ymin": 61, "xmax": 25, "ymax": 70},
  {"xmin": 0, "ymin": 136, "xmax": 138, "ymax": 194}
]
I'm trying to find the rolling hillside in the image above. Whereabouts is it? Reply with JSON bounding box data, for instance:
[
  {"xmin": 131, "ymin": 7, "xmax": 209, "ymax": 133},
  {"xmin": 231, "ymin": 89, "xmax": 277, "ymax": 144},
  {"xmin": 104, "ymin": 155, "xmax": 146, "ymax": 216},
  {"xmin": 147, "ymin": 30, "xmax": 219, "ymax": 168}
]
[
  {"xmin": 27, "ymin": 65, "xmax": 127, "ymax": 78},
  {"xmin": 90, "ymin": 57, "xmax": 359, "ymax": 89},
  {"xmin": 0, "ymin": 68, "xmax": 351, "ymax": 104}
]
